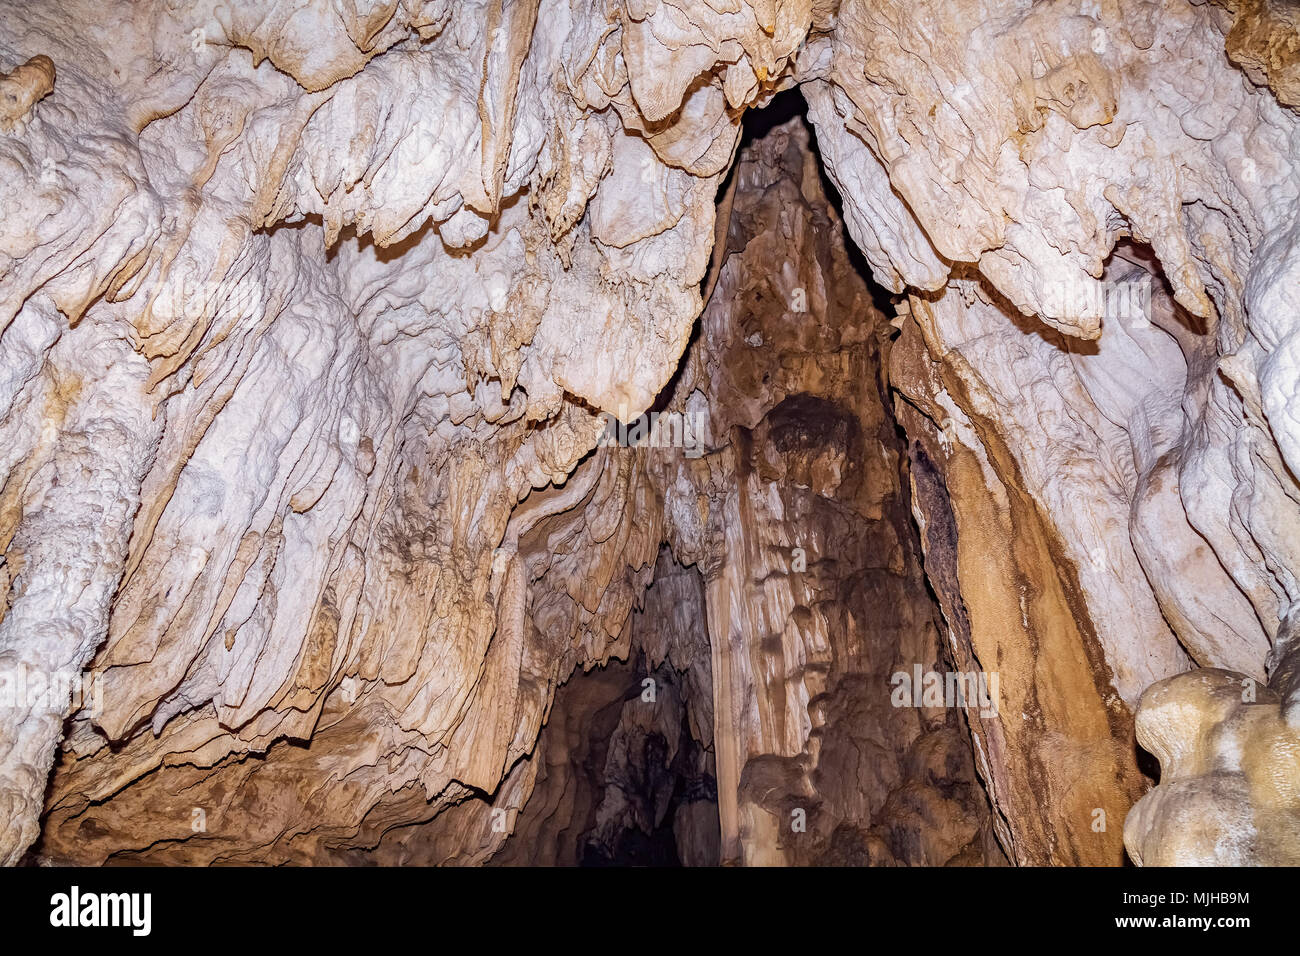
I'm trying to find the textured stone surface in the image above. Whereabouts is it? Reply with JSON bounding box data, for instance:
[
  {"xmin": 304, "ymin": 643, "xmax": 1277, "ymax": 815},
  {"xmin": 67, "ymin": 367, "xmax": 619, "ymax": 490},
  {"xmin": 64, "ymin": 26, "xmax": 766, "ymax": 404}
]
[
  {"xmin": 638, "ymin": 117, "xmax": 1002, "ymax": 866},
  {"xmin": 803, "ymin": 0, "xmax": 1300, "ymax": 864},
  {"xmin": 1124, "ymin": 611, "xmax": 1300, "ymax": 865},
  {"xmin": 1221, "ymin": 0, "xmax": 1300, "ymax": 109},
  {"xmin": 1, "ymin": 0, "xmax": 1298, "ymax": 866}
]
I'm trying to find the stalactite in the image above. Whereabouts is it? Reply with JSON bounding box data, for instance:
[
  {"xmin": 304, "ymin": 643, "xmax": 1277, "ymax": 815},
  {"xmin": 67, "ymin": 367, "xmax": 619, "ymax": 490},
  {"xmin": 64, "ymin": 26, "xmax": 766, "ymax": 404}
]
[{"xmin": 1, "ymin": 0, "xmax": 1298, "ymax": 867}]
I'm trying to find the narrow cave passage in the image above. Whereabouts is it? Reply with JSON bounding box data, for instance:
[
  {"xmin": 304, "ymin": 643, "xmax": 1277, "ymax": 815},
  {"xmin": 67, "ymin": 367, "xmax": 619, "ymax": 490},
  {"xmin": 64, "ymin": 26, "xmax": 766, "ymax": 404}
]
[
  {"xmin": 494, "ymin": 549, "xmax": 719, "ymax": 866},
  {"xmin": 495, "ymin": 91, "xmax": 1004, "ymax": 867}
]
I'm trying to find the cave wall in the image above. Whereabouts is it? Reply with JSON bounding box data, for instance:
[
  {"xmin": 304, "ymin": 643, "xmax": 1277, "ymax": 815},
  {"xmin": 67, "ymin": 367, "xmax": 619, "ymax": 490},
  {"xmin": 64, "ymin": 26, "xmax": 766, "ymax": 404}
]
[
  {"xmin": 494, "ymin": 115, "xmax": 1003, "ymax": 866},
  {"xmin": 0, "ymin": 0, "xmax": 1298, "ymax": 865},
  {"xmin": 491, "ymin": 549, "xmax": 719, "ymax": 866},
  {"xmin": 637, "ymin": 116, "xmax": 1002, "ymax": 866},
  {"xmin": 800, "ymin": 0, "xmax": 1300, "ymax": 863}
]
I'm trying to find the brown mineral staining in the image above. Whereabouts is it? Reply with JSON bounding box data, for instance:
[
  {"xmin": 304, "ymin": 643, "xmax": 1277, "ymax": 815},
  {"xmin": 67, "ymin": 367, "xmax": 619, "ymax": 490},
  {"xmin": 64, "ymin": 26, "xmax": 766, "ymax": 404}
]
[
  {"xmin": 1222, "ymin": 0, "xmax": 1300, "ymax": 108},
  {"xmin": 0, "ymin": 54, "xmax": 54, "ymax": 133}
]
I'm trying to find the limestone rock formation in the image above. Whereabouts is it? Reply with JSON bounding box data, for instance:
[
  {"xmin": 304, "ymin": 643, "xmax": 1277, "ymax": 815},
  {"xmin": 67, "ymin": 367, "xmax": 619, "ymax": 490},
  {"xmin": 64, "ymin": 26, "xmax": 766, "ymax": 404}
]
[
  {"xmin": 0, "ymin": 0, "xmax": 1298, "ymax": 866},
  {"xmin": 1221, "ymin": 0, "xmax": 1300, "ymax": 108},
  {"xmin": 0, "ymin": 54, "xmax": 53, "ymax": 133},
  {"xmin": 639, "ymin": 116, "xmax": 1002, "ymax": 866},
  {"xmin": 1124, "ymin": 613, "xmax": 1300, "ymax": 865}
]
